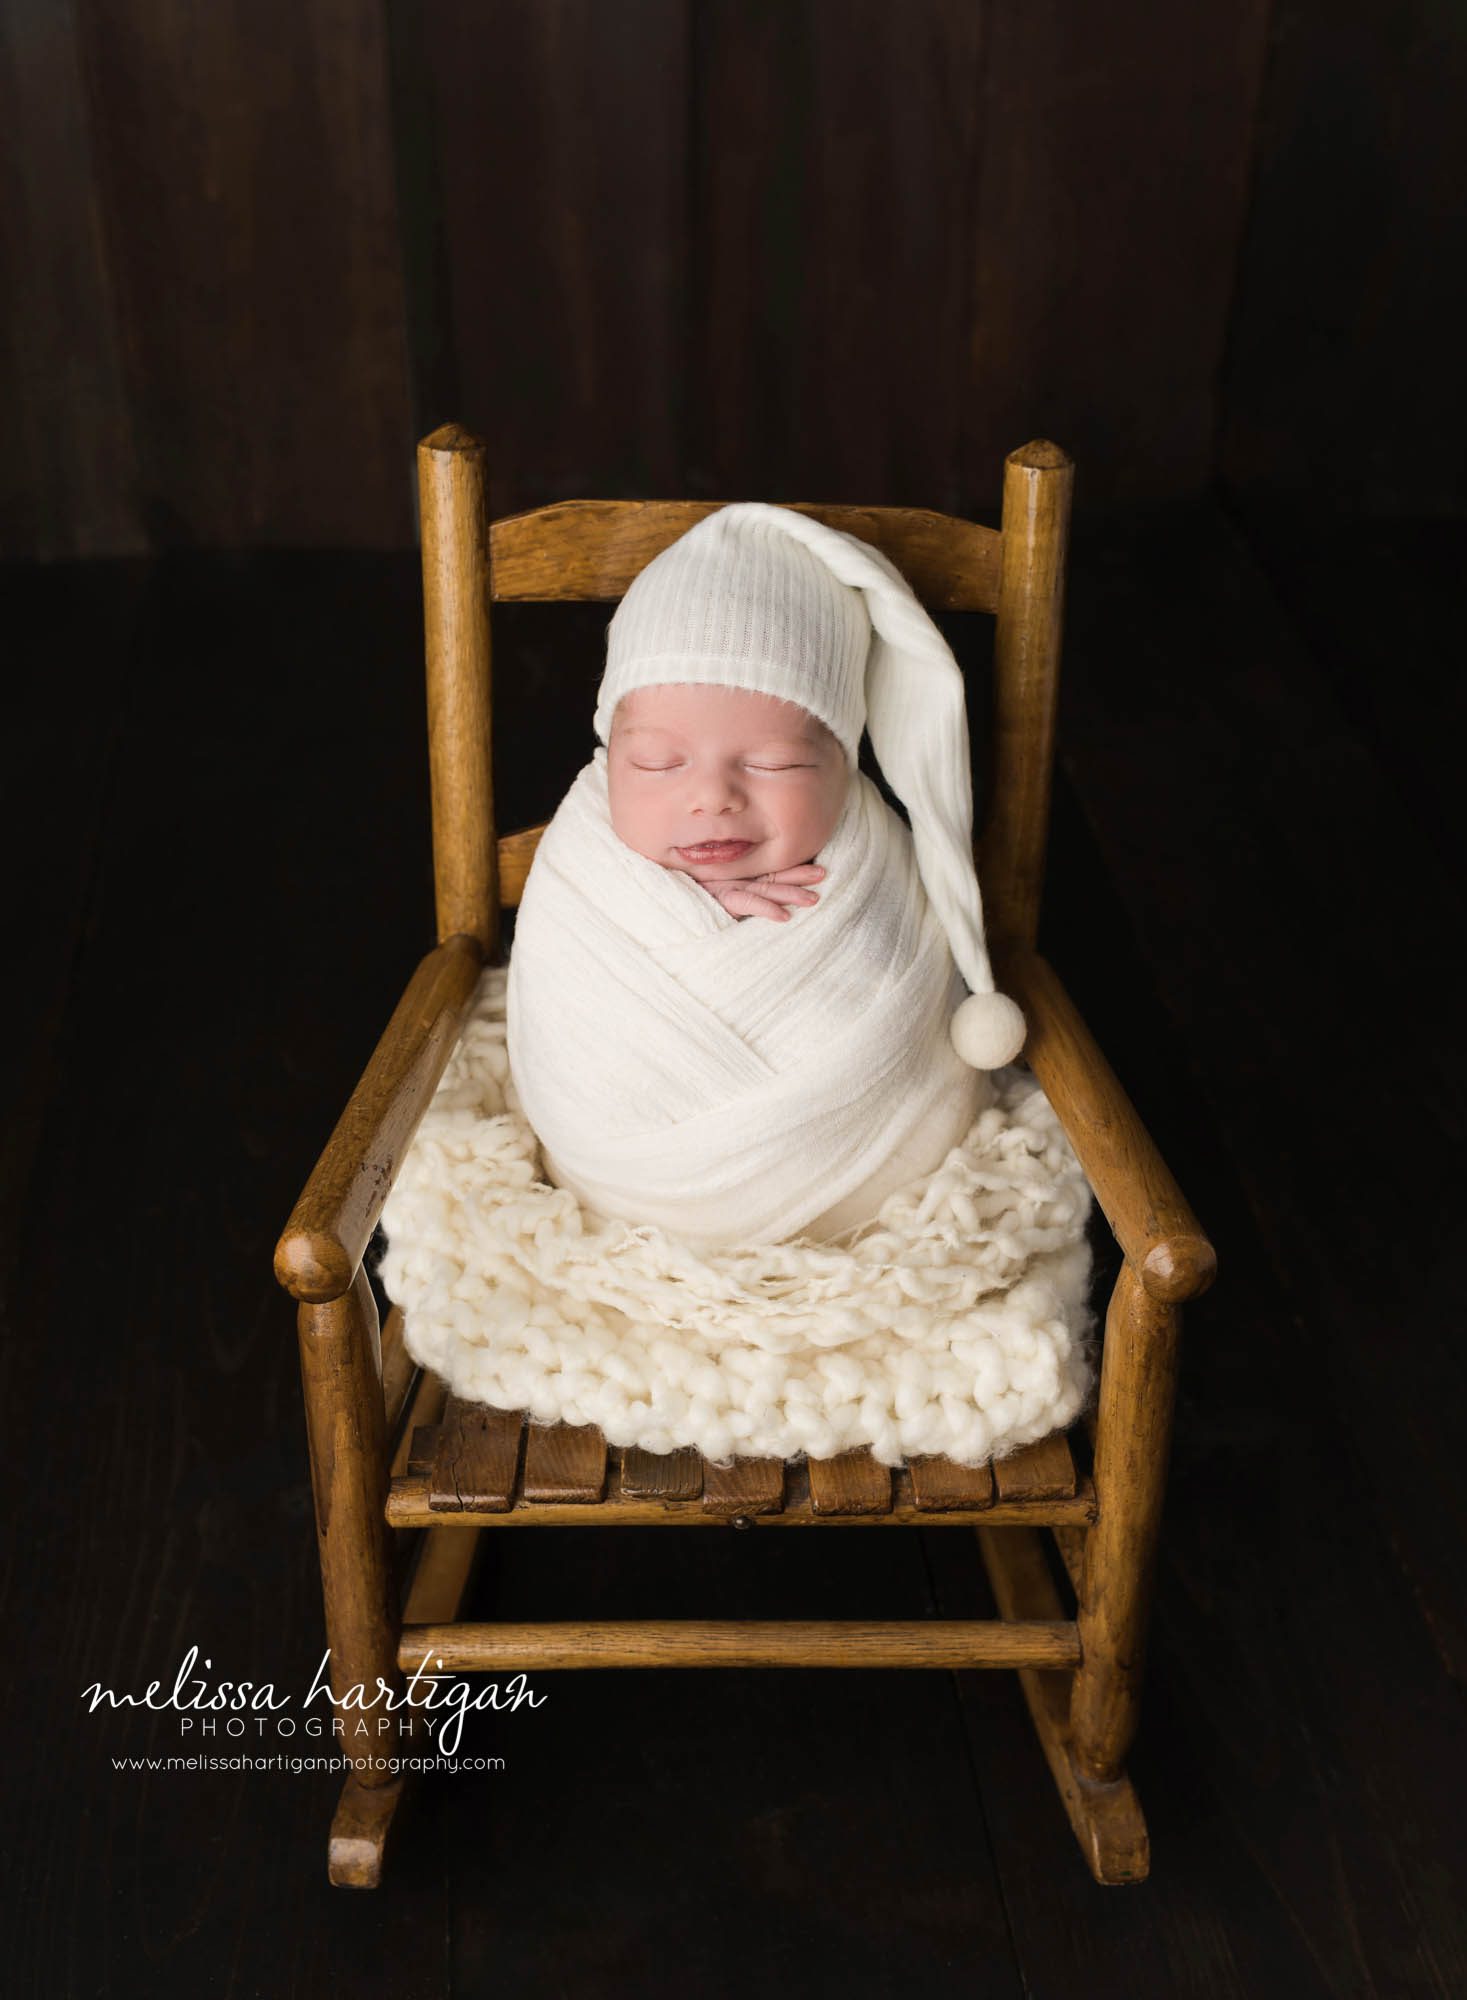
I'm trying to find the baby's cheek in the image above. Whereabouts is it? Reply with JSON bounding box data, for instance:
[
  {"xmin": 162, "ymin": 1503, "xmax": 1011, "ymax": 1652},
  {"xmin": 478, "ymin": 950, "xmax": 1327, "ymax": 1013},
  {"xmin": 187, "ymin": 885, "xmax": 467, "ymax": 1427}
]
[
  {"xmin": 608, "ymin": 788, "xmax": 670, "ymax": 865},
  {"xmin": 801, "ymin": 780, "xmax": 847, "ymax": 856}
]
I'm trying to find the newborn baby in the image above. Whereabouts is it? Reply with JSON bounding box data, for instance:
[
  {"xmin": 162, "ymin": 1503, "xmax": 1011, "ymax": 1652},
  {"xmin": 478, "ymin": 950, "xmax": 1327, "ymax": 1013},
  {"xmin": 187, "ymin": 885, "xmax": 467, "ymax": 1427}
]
[
  {"xmin": 602, "ymin": 677, "xmax": 987, "ymax": 1241},
  {"xmin": 506, "ymin": 499, "xmax": 1022, "ymax": 1253}
]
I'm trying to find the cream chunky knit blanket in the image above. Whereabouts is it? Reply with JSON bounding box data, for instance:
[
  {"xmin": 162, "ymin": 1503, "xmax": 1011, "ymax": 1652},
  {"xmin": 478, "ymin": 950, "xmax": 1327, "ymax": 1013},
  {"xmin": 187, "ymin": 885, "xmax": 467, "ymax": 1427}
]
[{"xmin": 374, "ymin": 966, "xmax": 1098, "ymax": 1470}]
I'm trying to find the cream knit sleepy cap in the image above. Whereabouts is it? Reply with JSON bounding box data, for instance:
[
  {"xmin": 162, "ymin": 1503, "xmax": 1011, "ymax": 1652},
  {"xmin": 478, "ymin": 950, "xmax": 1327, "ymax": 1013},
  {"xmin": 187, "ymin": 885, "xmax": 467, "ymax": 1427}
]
[{"xmin": 592, "ymin": 502, "xmax": 1026, "ymax": 1071}]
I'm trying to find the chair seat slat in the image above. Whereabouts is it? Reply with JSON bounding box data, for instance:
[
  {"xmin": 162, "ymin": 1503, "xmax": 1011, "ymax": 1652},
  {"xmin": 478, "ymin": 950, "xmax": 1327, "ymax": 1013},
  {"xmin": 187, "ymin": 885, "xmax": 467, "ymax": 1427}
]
[
  {"xmin": 907, "ymin": 1454, "xmax": 996, "ymax": 1511},
  {"xmin": 991, "ymin": 1432, "xmax": 1077, "ymax": 1501},
  {"xmin": 428, "ymin": 1399, "xmax": 523, "ymax": 1512},
  {"xmin": 808, "ymin": 1449, "xmax": 893, "ymax": 1515},
  {"xmin": 702, "ymin": 1456, "xmax": 785, "ymax": 1515},
  {"xmin": 621, "ymin": 1446, "xmax": 703, "ymax": 1501},
  {"xmin": 522, "ymin": 1419, "xmax": 608, "ymax": 1503}
]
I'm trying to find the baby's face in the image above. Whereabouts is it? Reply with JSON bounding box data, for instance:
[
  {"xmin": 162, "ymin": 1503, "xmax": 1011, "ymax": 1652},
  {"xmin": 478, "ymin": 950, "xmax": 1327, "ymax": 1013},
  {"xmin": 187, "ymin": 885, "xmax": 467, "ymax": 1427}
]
[{"xmin": 606, "ymin": 683, "xmax": 851, "ymax": 880}]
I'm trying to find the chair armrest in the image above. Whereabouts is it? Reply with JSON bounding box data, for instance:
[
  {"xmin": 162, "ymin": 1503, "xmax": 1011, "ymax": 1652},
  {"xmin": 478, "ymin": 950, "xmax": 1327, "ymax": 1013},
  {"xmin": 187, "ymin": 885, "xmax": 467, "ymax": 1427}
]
[
  {"xmin": 274, "ymin": 933, "xmax": 484, "ymax": 1304},
  {"xmin": 997, "ymin": 950, "xmax": 1218, "ymax": 1305}
]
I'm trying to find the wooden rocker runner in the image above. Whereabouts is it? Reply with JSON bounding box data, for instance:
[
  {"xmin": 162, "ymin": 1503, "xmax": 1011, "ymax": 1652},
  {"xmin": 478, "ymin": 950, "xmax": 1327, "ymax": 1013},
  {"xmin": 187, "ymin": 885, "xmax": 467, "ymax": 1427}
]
[{"xmin": 274, "ymin": 425, "xmax": 1218, "ymax": 1890}]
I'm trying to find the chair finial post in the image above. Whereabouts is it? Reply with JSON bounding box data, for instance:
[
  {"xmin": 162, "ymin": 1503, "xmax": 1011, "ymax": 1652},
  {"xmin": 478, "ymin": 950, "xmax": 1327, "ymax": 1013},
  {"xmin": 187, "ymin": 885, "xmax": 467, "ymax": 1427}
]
[
  {"xmin": 985, "ymin": 440, "xmax": 1075, "ymax": 954},
  {"xmin": 417, "ymin": 426, "xmax": 499, "ymax": 955}
]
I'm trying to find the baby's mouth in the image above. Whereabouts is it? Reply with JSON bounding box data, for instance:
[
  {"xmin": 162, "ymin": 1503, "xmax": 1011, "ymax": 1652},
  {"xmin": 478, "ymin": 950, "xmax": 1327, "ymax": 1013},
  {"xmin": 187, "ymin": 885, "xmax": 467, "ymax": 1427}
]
[{"xmin": 677, "ymin": 840, "xmax": 754, "ymax": 862}]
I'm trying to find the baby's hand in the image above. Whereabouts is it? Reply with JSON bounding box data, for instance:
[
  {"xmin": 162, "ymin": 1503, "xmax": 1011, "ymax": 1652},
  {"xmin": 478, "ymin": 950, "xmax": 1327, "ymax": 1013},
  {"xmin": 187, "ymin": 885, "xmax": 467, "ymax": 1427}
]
[{"xmin": 700, "ymin": 863, "xmax": 826, "ymax": 923}]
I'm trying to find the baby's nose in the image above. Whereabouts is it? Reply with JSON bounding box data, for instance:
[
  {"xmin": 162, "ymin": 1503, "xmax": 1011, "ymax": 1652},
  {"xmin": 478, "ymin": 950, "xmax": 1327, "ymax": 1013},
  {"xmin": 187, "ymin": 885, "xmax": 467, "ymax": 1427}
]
[{"xmin": 690, "ymin": 769, "xmax": 746, "ymax": 808}]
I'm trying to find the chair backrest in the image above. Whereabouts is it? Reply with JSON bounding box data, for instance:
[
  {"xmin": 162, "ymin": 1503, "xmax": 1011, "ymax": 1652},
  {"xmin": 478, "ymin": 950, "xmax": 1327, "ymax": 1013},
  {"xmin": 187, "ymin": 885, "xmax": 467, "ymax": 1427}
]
[{"xmin": 415, "ymin": 424, "xmax": 1073, "ymax": 967}]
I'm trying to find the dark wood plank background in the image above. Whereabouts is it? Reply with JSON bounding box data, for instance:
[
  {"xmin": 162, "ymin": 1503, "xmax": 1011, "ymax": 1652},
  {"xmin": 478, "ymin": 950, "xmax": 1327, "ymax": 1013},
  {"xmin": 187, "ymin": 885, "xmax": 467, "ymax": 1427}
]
[
  {"xmin": 4, "ymin": 0, "xmax": 1467, "ymax": 1989},
  {"xmin": 4, "ymin": 0, "xmax": 1462, "ymax": 558}
]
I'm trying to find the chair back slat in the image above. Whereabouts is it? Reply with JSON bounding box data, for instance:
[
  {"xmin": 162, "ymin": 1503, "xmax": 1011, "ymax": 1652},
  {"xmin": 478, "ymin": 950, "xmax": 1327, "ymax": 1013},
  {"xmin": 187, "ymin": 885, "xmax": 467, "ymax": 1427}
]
[{"xmin": 489, "ymin": 498, "xmax": 1002, "ymax": 609}]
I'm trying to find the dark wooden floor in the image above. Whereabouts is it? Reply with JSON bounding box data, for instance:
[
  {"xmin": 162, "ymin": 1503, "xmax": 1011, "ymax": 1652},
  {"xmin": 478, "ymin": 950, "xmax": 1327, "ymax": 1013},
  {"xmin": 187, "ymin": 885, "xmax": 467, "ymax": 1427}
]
[{"xmin": 4, "ymin": 496, "xmax": 1465, "ymax": 1995}]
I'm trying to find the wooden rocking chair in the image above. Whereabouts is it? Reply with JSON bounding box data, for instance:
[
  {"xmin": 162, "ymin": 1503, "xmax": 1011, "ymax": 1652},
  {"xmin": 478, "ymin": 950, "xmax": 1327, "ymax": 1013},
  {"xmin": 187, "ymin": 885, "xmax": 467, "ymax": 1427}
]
[{"xmin": 274, "ymin": 425, "xmax": 1217, "ymax": 1890}]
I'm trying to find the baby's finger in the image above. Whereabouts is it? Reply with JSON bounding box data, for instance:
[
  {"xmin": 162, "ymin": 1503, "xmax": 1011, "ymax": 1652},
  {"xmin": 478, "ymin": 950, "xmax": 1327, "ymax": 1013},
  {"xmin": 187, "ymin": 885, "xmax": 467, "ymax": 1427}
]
[
  {"xmin": 758, "ymin": 879, "xmax": 821, "ymax": 907},
  {"xmin": 722, "ymin": 886, "xmax": 794, "ymax": 922},
  {"xmin": 766, "ymin": 864, "xmax": 826, "ymax": 883}
]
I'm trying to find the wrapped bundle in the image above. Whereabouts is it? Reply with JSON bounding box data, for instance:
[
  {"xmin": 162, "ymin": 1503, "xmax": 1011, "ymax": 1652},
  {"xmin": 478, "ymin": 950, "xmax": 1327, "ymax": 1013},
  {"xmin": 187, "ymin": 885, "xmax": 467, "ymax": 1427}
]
[{"xmin": 508, "ymin": 502, "xmax": 1027, "ymax": 1249}]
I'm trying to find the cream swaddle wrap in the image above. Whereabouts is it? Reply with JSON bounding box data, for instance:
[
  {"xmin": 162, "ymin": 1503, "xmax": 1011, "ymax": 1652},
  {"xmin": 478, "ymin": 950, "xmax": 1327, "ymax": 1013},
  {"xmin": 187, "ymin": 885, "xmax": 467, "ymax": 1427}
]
[{"xmin": 506, "ymin": 747, "xmax": 991, "ymax": 1250}]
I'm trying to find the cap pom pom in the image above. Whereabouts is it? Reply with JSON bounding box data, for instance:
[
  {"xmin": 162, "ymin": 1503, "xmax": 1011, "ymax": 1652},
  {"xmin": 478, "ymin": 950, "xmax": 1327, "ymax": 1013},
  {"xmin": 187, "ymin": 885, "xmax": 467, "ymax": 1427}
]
[{"xmin": 950, "ymin": 991, "xmax": 1027, "ymax": 1070}]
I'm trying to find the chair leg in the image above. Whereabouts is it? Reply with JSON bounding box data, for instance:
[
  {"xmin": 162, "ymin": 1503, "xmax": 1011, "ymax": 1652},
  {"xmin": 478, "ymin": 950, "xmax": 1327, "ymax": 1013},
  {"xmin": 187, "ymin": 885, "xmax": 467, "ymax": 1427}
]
[
  {"xmin": 327, "ymin": 1770, "xmax": 412, "ymax": 1889},
  {"xmin": 328, "ymin": 1523, "xmax": 489, "ymax": 1886},
  {"xmin": 977, "ymin": 1525, "xmax": 1149, "ymax": 1885},
  {"xmin": 298, "ymin": 1268, "xmax": 411, "ymax": 1882},
  {"xmin": 1070, "ymin": 1259, "xmax": 1182, "ymax": 1785}
]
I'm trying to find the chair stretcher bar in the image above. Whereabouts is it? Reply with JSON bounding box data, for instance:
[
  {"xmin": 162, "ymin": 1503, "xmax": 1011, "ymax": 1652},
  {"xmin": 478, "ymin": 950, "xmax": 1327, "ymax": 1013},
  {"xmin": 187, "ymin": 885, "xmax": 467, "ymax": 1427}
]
[{"xmin": 399, "ymin": 1619, "xmax": 1082, "ymax": 1671}]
